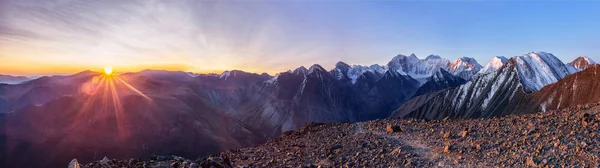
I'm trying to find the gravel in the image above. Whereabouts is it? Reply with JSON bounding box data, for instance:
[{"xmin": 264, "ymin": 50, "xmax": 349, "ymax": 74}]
[{"xmin": 80, "ymin": 102, "xmax": 600, "ymax": 167}]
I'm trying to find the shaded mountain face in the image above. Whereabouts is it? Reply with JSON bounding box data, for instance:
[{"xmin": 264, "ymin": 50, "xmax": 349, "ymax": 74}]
[
  {"xmin": 0, "ymin": 74, "xmax": 31, "ymax": 84},
  {"xmin": 0, "ymin": 71, "xmax": 100, "ymax": 113},
  {"xmin": 568, "ymin": 56, "xmax": 596, "ymax": 71},
  {"xmin": 413, "ymin": 68, "xmax": 467, "ymax": 97},
  {"xmin": 0, "ymin": 71, "xmax": 269, "ymax": 168},
  {"xmin": 238, "ymin": 64, "xmax": 421, "ymax": 137}
]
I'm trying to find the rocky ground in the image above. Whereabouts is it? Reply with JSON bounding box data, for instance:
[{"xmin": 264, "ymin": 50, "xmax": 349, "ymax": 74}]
[{"xmin": 78, "ymin": 102, "xmax": 600, "ymax": 167}]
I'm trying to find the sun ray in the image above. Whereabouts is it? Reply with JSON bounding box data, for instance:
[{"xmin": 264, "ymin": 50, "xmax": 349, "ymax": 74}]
[
  {"xmin": 108, "ymin": 76, "xmax": 129, "ymax": 138},
  {"xmin": 73, "ymin": 67, "xmax": 155, "ymax": 139},
  {"xmin": 115, "ymin": 77, "xmax": 152, "ymax": 102}
]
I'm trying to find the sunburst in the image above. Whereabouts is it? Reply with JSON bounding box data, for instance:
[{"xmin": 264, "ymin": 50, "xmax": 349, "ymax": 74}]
[
  {"xmin": 77, "ymin": 67, "xmax": 153, "ymax": 138},
  {"xmin": 104, "ymin": 66, "xmax": 113, "ymax": 75}
]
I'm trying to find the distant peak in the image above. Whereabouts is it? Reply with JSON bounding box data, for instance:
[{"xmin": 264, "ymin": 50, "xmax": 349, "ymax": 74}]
[
  {"xmin": 573, "ymin": 56, "xmax": 596, "ymax": 64},
  {"xmin": 449, "ymin": 57, "xmax": 482, "ymax": 70},
  {"xmin": 493, "ymin": 56, "xmax": 509, "ymax": 62},
  {"xmin": 527, "ymin": 51, "xmax": 554, "ymax": 58},
  {"xmin": 219, "ymin": 70, "xmax": 232, "ymax": 79},
  {"xmin": 570, "ymin": 56, "xmax": 597, "ymax": 70},
  {"xmin": 478, "ymin": 56, "xmax": 509, "ymax": 74},
  {"xmin": 391, "ymin": 53, "xmax": 419, "ymax": 63},
  {"xmin": 335, "ymin": 61, "xmax": 351, "ymax": 70},
  {"xmin": 425, "ymin": 55, "xmax": 442, "ymax": 60},
  {"xmin": 293, "ymin": 66, "xmax": 308, "ymax": 75},
  {"xmin": 72, "ymin": 70, "xmax": 101, "ymax": 77},
  {"xmin": 394, "ymin": 54, "xmax": 408, "ymax": 58},
  {"xmin": 368, "ymin": 64, "xmax": 386, "ymax": 74},
  {"xmin": 308, "ymin": 64, "xmax": 326, "ymax": 74}
]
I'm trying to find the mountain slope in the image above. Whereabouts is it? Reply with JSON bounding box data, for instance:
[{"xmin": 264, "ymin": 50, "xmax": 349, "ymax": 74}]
[
  {"xmin": 391, "ymin": 62, "xmax": 600, "ymax": 120},
  {"xmin": 239, "ymin": 64, "xmax": 420, "ymax": 136},
  {"xmin": 0, "ymin": 71, "xmax": 99, "ymax": 113},
  {"xmin": 515, "ymin": 52, "xmax": 574, "ymax": 92},
  {"xmin": 532, "ymin": 65, "xmax": 600, "ymax": 111},
  {"xmin": 391, "ymin": 58, "xmax": 532, "ymax": 120},
  {"xmin": 413, "ymin": 68, "xmax": 467, "ymax": 97}
]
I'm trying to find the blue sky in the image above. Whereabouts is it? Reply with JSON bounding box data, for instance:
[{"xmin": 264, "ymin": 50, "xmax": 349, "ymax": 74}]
[{"xmin": 0, "ymin": 0, "xmax": 599, "ymax": 75}]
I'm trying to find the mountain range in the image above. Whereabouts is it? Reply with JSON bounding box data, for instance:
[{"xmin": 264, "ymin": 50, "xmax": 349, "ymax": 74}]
[
  {"xmin": 0, "ymin": 74, "xmax": 31, "ymax": 84},
  {"xmin": 391, "ymin": 53, "xmax": 596, "ymax": 120},
  {"xmin": 0, "ymin": 52, "xmax": 596, "ymax": 168}
]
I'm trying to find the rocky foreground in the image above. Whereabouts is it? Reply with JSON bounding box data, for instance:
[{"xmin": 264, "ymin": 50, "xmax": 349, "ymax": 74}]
[{"xmin": 77, "ymin": 102, "xmax": 600, "ymax": 167}]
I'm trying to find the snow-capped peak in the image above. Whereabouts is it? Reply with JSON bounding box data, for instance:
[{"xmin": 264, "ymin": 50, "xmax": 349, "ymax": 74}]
[
  {"xmin": 332, "ymin": 62, "xmax": 387, "ymax": 84},
  {"xmin": 219, "ymin": 71, "xmax": 232, "ymax": 79},
  {"xmin": 569, "ymin": 56, "xmax": 596, "ymax": 70},
  {"xmin": 335, "ymin": 61, "xmax": 351, "ymax": 71},
  {"xmin": 448, "ymin": 57, "xmax": 482, "ymax": 71},
  {"xmin": 368, "ymin": 64, "xmax": 386, "ymax": 74},
  {"xmin": 307, "ymin": 64, "xmax": 326, "ymax": 74},
  {"xmin": 219, "ymin": 70, "xmax": 245, "ymax": 80},
  {"xmin": 446, "ymin": 57, "xmax": 482, "ymax": 80},
  {"xmin": 513, "ymin": 51, "xmax": 573, "ymax": 92},
  {"xmin": 387, "ymin": 53, "xmax": 451, "ymax": 82},
  {"xmin": 478, "ymin": 56, "xmax": 508, "ymax": 74},
  {"xmin": 293, "ymin": 66, "xmax": 308, "ymax": 75},
  {"xmin": 431, "ymin": 68, "xmax": 450, "ymax": 82},
  {"xmin": 425, "ymin": 55, "xmax": 442, "ymax": 60}
]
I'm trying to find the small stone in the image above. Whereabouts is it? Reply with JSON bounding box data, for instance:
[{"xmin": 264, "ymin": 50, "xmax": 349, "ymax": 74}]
[
  {"xmin": 526, "ymin": 157, "xmax": 537, "ymax": 167},
  {"xmin": 443, "ymin": 132, "xmax": 451, "ymax": 139},
  {"xmin": 404, "ymin": 159, "xmax": 412, "ymax": 166},
  {"xmin": 459, "ymin": 130, "xmax": 468, "ymax": 138},
  {"xmin": 444, "ymin": 145, "xmax": 451, "ymax": 153},
  {"xmin": 386, "ymin": 124, "xmax": 402, "ymax": 133}
]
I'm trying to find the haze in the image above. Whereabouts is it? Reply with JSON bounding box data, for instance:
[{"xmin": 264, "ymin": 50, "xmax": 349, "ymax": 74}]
[{"xmin": 1, "ymin": 0, "xmax": 599, "ymax": 75}]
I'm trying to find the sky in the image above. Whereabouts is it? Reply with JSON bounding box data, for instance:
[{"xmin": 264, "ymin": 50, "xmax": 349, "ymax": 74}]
[{"xmin": 1, "ymin": 0, "xmax": 599, "ymax": 75}]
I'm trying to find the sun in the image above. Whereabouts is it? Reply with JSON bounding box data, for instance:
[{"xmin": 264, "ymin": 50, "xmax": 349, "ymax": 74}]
[{"xmin": 104, "ymin": 66, "xmax": 113, "ymax": 75}]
